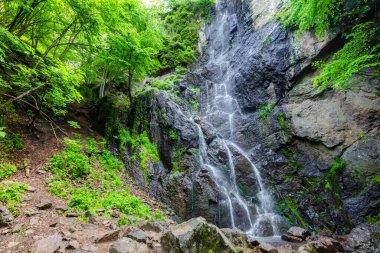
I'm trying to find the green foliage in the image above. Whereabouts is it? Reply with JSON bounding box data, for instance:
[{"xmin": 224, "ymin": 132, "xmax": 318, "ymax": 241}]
[
  {"xmin": 118, "ymin": 129, "xmax": 159, "ymax": 178},
  {"xmin": 49, "ymin": 138, "xmax": 91, "ymax": 179},
  {"xmin": 154, "ymin": 209, "xmax": 166, "ymax": 221},
  {"xmin": 313, "ymin": 22, "xmax": 380, "ymax": 90},
  {"xmin": 68, "ymin": 121, "xmax": 81, "ymax": 129},
  {"xmin": 365, "ymin": 213, "xmax": 380, "ymax": 225},
  {"xmin": 0, "ymin": 163, "xmax": 17, "ymax": 179},
  {"xmin": 158, "ymin": 0, "xmax": 215, "ymax": 71},
  {"xmin": 276, "ymin": 113, "xmax": 291, "ymax": 130},
  {"xmin": 0, "ymin": 132, "xmax": 24, "ymax": 152},
  {"xmin": 168, "ymin": 129, "xmax": 178, "ymax": 141},
  {"xmin": 259, "ymin": 103, "xmax": 275, "ymax": 120},
  {"xmin": 149, "ymin": 66, "xmax": 187, "ymax": 92},
  {"xmin": 0, "ymin": 127, "xmax": 6, "ymax": 138},
  {"xmin": 47, "ymin": 137, "xmax": 155, "ymax": 222},
  {"xmin": 171, "ymin": 147, "xmax": 187, "ymax": 173},
  {"xmin": 280, "ymin": 1, "xmax": 380, "ymax": 91},
  {"xmin": 325, "ymin": 157, "xmax": 345, "ymax": 189},
  {"xmin": 278, "ymin": 0, "xmax": 343, "ymax": 37},
  {"xmin": 0, "ymin": 181, "xmax": 28, "ymax": 216},
  {"xmin": 283, "ymin": 197, "xmax": 310, "ymax": 229}
]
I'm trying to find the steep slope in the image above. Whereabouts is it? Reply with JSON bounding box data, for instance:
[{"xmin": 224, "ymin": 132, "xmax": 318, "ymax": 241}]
[{"xmin": 101, "ymin": 0, "xmax": 380, "ymax": 237}]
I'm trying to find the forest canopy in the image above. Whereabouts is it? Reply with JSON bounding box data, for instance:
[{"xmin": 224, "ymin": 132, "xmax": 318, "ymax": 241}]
[{"xmin": 0, "ymin": 0, "xmax": 214, "ymax": 129}]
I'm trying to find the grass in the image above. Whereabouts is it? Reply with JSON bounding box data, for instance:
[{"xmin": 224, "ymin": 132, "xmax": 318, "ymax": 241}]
[
  {"xmin": 0, "ymin": 181, "xmax": 28, "ymax": 216},
  {"xmin": 46, "ymin": 137, "xmax": 164, "ymax": 226}
]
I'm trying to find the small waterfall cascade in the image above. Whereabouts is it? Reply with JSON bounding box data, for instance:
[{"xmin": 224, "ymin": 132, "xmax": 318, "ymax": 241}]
[{"xmin": 188, "ymin": 0, "xmax": 283, "ymax": 238}]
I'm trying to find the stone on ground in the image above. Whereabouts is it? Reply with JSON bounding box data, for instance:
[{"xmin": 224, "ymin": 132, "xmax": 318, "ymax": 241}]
[
  {"xmin": 297, "ymin": 237, "xmax": 344, "ymax": 253},
  {"xmin": 36, "ymin": 199, "xmax": 53, "ymax": 210},
  {"xmin": 259, "ymin": 243, "xmax": 278, "ymax": 253},
  {"xmin": 109, "ymin": 237, "xmax": 149, "ymax": 253},
  {"xmin": 29, "ymin": 233, "xmax": 63, "ymax": 253},
  {"xmin": 0, "ymin": 204, "xmax": 13, "ymax": 227},
  {"xmin": 160, "ymin": 217, "xmax": 235, "ymax": 253}
]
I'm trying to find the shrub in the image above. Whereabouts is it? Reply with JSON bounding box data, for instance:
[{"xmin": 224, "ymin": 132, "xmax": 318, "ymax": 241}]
[
  {"xmin": 0, "ymin": 163, "xmax": 17, "ymax": 179},
  {"xmin": 0, "ymin": 181, "xmax": 28, "ymax": 216},
  {"xmin": 47, "ymin": 138, "xmax": 154, "ymax": 223}
]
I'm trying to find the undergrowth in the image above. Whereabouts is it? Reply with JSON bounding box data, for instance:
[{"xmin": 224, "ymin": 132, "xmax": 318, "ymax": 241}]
[
  {"xmin": 0, "ymin": 181, "xmax": 28, "ymax": 216},
  {"xmin": 46, "ymin": 137, "xmax": 164, "ymax": 225},
  {"xmin": 118, "ymin": 129, "xmax": 160, "ymax": 180}
]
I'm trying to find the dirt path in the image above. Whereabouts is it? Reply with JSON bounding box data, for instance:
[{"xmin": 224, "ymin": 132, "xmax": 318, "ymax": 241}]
[{"xmin": 0, "ymin": 106, "xmax": 171, "ymax": 253}]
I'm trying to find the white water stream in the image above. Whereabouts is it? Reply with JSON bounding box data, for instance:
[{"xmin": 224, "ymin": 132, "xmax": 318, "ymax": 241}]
[{"xmin": 188, "ymin": 0, "xmax": 283, "ymax": 238}]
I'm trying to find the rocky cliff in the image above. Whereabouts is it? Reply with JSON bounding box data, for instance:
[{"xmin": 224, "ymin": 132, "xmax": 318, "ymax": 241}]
[{"xmin": 100, "ymin": 0, "xmax": 380, "ymax": 235}]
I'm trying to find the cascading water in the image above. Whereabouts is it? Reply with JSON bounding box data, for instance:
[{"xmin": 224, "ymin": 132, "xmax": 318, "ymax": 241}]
[{"xmin": 188, "ymin": 0, "xmax": 284, "ymax": 239}]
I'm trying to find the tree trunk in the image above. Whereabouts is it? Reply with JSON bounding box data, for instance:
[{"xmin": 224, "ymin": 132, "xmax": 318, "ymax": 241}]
[
  {"xmin": 59, "ymin": 29, "xmax": 81, "ymax": 60},
  {"xmin": 99, "ymin": 69, "xmax": 108, "ymax": 98},
  {"xmin": 127, "ymin": 67, "xmax": 133, "ymax": 104},
  {"xmin": 43, "ymin": 17, "xmax": 77, "ymax": 59}
]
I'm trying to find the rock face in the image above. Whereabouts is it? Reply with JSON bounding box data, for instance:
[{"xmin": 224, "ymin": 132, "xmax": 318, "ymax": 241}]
[
  {"xmin": 0, "ymin": 204, "xmax": 13, "ymax": 227},
  {"xmin": 99, "ymin": 0, "xmax": 380, "ymax": 235},
  {"xmin": 160, "ymin": 217, "xmax": 236, "ymax": 253}
]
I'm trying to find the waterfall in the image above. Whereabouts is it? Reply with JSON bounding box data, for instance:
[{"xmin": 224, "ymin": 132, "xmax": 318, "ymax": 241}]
[{"xmin": 188, "ymin": 0, "xmax": 283, "ymax": 238}]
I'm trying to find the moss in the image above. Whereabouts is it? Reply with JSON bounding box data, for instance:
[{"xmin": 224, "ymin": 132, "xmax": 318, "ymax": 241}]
[
  {"xmin": 325, "ymin": 157, "xmax": 345, "ymax": 189},
  {"xmin": 118, "ymin": 129, "xmax": 160, "ymax": 181},
  {"xmin": 366, "ymin": 213, "xmax": 380, "ymax": 225},
  {"xmin": 288, "ymin": 159, "xmax": 304, "ymax": 173},
  {"xmin": 171, "ymin": 147, "xmax": 187, "ymax": 173},
  {"xmin": 283, "ymin": 197, "xmax": 310, "ymax": 229}
]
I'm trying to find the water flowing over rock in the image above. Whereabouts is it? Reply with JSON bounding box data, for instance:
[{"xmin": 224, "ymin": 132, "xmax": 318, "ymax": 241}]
[{"xmin": 100, "ymin": 0, "xmax": 380, "ymax": 238}]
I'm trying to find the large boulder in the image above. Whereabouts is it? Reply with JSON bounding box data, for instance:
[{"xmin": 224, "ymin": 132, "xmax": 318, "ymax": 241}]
[
  {"xmin": 282, "ymin": 227, "xmax": 311, "ymax": 242},
  {"xmin": 343, "ymin": 224, "xmax": 380, "ymax": 253},
  {"xmin": 109, "ymin": 237, "xmax": 149, "ymax": 253},
  {"xmin": 0, "ymin": 204, "xmax": 13, "ymax": 227},
  {"xmin": 297, "ymin": 237, "xmax": 344, "ymax": 253},
  {"xmin": 29, "ymin": 233, "xmax": 63, "ymax": 253},
  {"xmin": 160, "ymin": 217, "xmax": 236, "ymax": 253}
]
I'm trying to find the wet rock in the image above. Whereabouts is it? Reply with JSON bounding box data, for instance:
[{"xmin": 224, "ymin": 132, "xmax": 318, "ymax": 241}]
[
  {"xmin": 282, "ymin": 227, "xmax": 310, "ymax": 242},
  {"xmin": 30, "ymin": 233, "xmax": 63, "ymax": 253},
  {"xmin": 221, "ymin": 228, "xmax": 251, "ymax": 249},
  {"xmin": 109, "ymin": 237, "xmax": 149, "ymax": 253},
  {"xmin": 0, "ymin": 204, "xmax": 13, "ymax": 227},
  {"xmin": 259, "ymin": 243, "xmax": 278, "ymax": 253},
  {"xmin": 281, "ymin": 233, "xmax": 303, "ymax": 243},
  {"xmin": 95, "ymin": 230, "xmax": 121, "ymax": 243},
  {"xmin": 36, "ymin": 199, "xmax": 52, "ymax": 210},
  {"xmin": 287, "ymin": 227, "xmax": 310, "ymax": 240},
  {"xmin": 127, "ymin": 229, "xmax": 147, "ymax": 243},
  {"xmin": 344, "ymin": 224, "xmax": 380, "ymax": 253},
  {"xmin": 161, "ymin": 217, "xmax": 235, "ymax": 252},
  {"xmin": 297, "ymin": 237, "xmax": 344, "ymax": 253}
]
